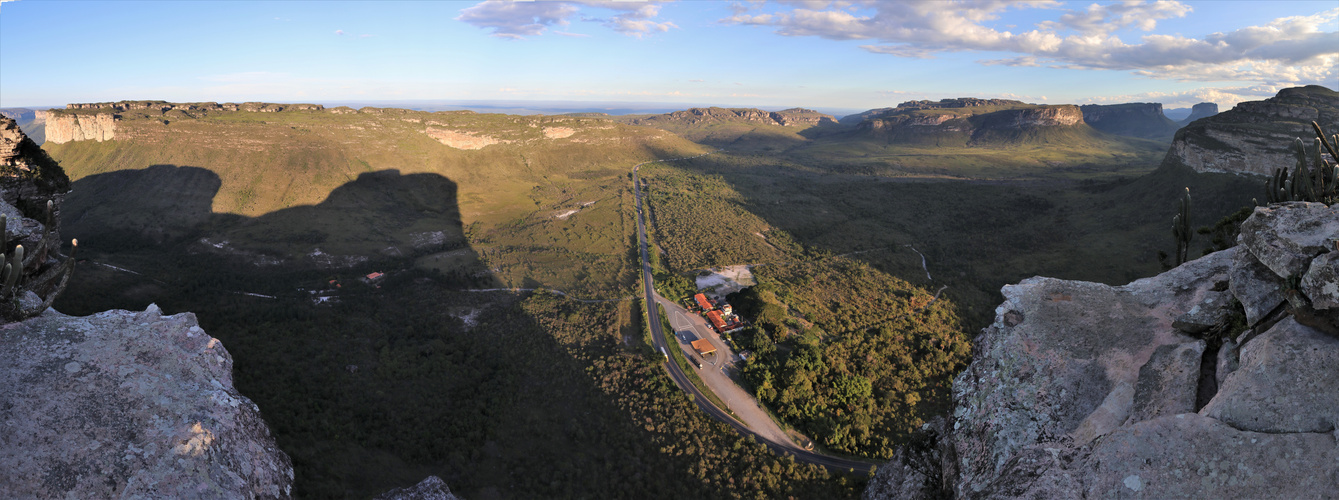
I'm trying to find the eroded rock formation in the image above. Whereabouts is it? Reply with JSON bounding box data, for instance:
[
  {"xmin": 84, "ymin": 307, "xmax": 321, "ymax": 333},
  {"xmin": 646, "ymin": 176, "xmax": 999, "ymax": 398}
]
[
  {"xmin": 867, "ymin": 202, "xmax": 1339, "ymax": 499},
  {"xmin": 1164, "ymin": 85, "xmax": 1338, "ymax": 176}
]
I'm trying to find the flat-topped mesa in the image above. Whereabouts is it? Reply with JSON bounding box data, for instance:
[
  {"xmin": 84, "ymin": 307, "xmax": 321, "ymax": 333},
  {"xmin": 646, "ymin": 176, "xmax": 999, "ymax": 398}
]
[
  {"xmin": 647, "ymin": 107, "xmax": 838, "ymax": 127},
  {"xmin": 896, "ymin": 97, "xmax": 1027, "ymax": 110},
  {"xmin": 46, "ymin": 101, "xmax": 330, "ymax": 144},
  {"xmin": 855, "ymin": 98, "xmax": 1088, "ymax": 145},
  {"xmin": 1079, "ymin": 102, "xmax": 1181, "ymax": 140},
  {"xmin": 1164, "ymin": 85, "xmax": 1338, "ymax": 176},
  {"xmin": 1182, "ymin": 102, "xmax": 1219, "ymax": 125},
  {"xmin": 62, "ymin": 100, "xmax": 325, "ymax": 113}
]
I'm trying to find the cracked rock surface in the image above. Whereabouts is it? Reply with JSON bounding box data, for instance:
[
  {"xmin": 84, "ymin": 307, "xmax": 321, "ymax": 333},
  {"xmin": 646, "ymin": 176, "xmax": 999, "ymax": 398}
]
[
  {"xmin": 0, "ymin": 305, "xmax": 293, "ymax": 498},
  {"xmin": 866, "ymin": 203, "xmax": 1339, "ymax": 499}
]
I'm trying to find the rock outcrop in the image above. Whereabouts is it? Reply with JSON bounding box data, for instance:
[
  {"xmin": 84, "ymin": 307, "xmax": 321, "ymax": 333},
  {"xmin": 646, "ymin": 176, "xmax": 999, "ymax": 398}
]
[
  {"xmin": 0, "ymin": 117, "xmax": 293, "ymax": 498},
  {"xmin": 0, "ymin": 116, "xmax": 75, "ymax": 321},
  {"xmin": 0, "ymin": 306, "xmax": 294, "ymax": 498},
  {"xmin": 1163, "ymin": 85, "xmax": 1338, "ymax": 176},
  {"xmin": 374, "ymin": 476, "xmax": 460, "ymax": 500},
  {"xmin": 1079, "ymin": 103, "xmax": 1181, "ymax": 140},
  {"xmin": 866, "ymin": 202, "xmax": 1339, "ymax": 499}
]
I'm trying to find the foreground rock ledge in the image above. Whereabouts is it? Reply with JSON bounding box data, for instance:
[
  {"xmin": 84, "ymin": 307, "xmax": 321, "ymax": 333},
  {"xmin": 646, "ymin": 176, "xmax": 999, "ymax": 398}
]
[
  {"xmin": 866, "ymin": 202, "xmax": 1339, "ymax": 499},
  {"xmin": 0, "ymin": 305, "xmax": 293, "ymax": 498}
]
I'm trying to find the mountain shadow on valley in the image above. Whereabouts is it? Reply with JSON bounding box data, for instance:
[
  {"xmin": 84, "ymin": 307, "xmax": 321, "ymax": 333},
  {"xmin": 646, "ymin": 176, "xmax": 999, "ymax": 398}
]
[{"xmin": 54, "ymin": 165, "xmax": 862, "ymax": 498}]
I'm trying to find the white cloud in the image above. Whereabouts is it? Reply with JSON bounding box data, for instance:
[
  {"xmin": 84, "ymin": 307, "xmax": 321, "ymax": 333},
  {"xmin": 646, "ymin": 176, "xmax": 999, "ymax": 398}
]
[
  {"xmin": 456, "ymin": 0, "xmax": 676, "ymax": 39},
  {"xmin": 724, "ymin": 1, "xmax": 1339, "ymax": 87},
  {"xmin": 1079, "ymin": 84, "xmax": 1287, "ymax": 109},
  {"xmin": 334, "ymin": 29, "xmax": 345, "ymax": 35},
  {"xmin": 456, "ymin": 1, "xmax": 580, "ymax": 39}
]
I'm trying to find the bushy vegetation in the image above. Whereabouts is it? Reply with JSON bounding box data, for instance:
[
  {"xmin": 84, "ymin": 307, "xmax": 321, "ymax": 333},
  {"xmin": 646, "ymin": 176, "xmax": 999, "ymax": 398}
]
[
  {"xmin": 57, "ymin": 239, "xmax": 865, "ymax": 499},
  {"xmin": 727, "ymin": 258, "xmax": 970, "ymax": 458}
]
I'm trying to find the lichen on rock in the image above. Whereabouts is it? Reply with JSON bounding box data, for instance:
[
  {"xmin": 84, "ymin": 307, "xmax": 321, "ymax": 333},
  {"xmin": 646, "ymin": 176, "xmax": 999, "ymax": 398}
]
[{"xmin": 0, "ymin": 305, "xmax": 293, "ymax": 498}]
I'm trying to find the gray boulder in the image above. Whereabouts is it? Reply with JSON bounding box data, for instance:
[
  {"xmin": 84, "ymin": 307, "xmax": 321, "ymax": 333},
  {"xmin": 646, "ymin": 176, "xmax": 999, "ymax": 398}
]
[
  {"xmin": 1301, "ymin": 250, "xmax": 1339, "ymax": 309},
  {"xmin": 1201, "ymin": 317, "xmax": 1339, "ymax": 433},
  {"xmin": 1237, "ymin": 201, "xmax": 1338, "ymax": 278},
  {"xmin": 0, "ymin": 305, "xmax": 293, "ymax": 498},
  {"xmin": 950, "ymin": 249, "xmax": 1231, "ymax": 496},
  {"xmin": 1229, "ymin": 246, "xmax": 1285, "ymax": 325}
]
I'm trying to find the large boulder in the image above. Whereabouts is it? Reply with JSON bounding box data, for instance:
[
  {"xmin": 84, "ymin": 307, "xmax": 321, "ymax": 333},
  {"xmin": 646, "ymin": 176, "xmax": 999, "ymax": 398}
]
[{"xmin": 0, "ymin": 305, "xmax": 293, "ymax": 498}]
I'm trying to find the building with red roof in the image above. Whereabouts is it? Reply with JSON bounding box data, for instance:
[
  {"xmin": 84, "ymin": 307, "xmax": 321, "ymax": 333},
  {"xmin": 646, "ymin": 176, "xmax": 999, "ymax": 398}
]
[
  {"xmin": 706, "ymin": 310, "xmax": 727, "ymax": 331},
  {"xmin": 694, "ymin": 293, "xmax": 713, "ymax": 311}
]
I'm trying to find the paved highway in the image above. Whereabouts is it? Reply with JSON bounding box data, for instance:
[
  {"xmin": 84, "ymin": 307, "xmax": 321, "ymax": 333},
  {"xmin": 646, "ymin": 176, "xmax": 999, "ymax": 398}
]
[{"xmin": 631, "ymin": 157, "xmax": 876, "ymax": 474}]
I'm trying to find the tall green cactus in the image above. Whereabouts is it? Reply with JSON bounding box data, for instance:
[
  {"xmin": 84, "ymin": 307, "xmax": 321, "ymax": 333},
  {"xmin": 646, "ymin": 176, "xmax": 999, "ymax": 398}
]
[
  {"xmin": 1265, "ymin": 121, "xmax": 1339, "ymax": 205},
  {"xmin": 0, "ymin": 198, "xmax": 78, "ymax": 322},
  {"xmin": 1172, "ymin": 187, "xmax": 1192, "ymax": 265}
]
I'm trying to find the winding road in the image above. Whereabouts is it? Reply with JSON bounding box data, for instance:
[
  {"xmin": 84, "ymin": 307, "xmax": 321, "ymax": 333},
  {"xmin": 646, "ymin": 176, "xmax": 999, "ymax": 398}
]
[{"xmin": 632, "ymin": 155, "xmax": 877, "ymax": 474}]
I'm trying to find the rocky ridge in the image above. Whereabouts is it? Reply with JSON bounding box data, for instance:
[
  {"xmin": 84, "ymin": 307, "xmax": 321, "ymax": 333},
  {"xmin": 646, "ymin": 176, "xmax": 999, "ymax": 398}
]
[
  {"xmin": 866, "ymin": 201, "xmax": 1339, "ymax": 499},
  {"xmin": 1164, "ymin": 85, "xmax": 1338, "ymax": 176},
  {"xmin": 0, "ymin": 120, "xmax": 293, "ymax": 498},
  {"xmin": 629, "ymin": 106, "xmax": 839, "ymax": 128}
]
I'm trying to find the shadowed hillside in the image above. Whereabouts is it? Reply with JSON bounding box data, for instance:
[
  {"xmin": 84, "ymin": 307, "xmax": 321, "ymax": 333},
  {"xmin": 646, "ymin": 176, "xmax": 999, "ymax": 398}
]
[{"xmin": 56, "ymin": 166, "xmax": 866, "ymax": 499}]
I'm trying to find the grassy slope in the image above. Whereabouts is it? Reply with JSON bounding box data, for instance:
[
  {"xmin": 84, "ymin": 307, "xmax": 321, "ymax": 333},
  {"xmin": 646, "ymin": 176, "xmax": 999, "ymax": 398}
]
[{"xmin": 48, "ymin": 109, "xmax": 705, "ymax": 298}]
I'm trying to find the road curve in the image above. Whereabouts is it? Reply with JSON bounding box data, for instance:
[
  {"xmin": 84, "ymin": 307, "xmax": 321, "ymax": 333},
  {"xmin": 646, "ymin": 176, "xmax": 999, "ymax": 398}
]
[{"xmin": 631, "ymin": 155, "xmax": 877, "ymax": 474}]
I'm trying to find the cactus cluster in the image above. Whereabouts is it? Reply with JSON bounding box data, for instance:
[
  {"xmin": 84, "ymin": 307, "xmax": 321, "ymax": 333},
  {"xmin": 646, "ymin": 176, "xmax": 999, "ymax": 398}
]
[
  {"xmin": 1171, "ymin": 187, "xmax": 1192, "ymax": 266},
  {"xmin": 1265, "ymin": 121, "xmax": 1339, "ymax": 205},
  {"xmin": 0, "ymin": 199, "xmax": 77, "ymax": 322}
]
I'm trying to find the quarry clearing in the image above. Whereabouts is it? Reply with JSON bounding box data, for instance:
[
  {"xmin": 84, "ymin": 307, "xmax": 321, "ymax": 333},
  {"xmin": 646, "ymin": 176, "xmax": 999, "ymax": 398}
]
[{"xmin": 695, "ymin": 265, "xmax": 755, "ymax": 297}]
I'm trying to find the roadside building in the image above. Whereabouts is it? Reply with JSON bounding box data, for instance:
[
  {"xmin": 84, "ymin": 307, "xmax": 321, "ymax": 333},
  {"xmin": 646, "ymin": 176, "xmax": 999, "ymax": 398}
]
[
  {"xmin": 691, "ymin": 339, "xmax": 716, "ymax": 356},
  {"xmin": 694, "ymin": 293, "xmax": 713, "ymax": 311},
  {"xmin": 706, "ymin": 310, "xmax": 727, "ymax": 331}
]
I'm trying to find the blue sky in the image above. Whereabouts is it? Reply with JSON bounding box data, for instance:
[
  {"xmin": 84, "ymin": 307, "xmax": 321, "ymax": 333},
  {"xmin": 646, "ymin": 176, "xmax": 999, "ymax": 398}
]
[{"xmin": 1, "ymin": 0, "xmax": 1334, "ymax": 113}]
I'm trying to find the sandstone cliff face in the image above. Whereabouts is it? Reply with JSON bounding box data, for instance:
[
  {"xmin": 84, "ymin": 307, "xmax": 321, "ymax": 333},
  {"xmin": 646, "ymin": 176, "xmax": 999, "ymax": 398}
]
[
  {"xmin": 1164, "ymin": 85, "xmax": 1338, "ymax": 176},
  {"xmin": 857, "ymin": 100, "xmax": 1087, "ymax": 145},
  {"xmin": 1079, "ymin": 103, "xmax": 1181, "ymax": 140},
  {"xmin": 0, "ymin": 305, "xmax": 295, "ymax": 498},
  {"xmin": 45, "ymin": 112, "xmax": 117, "ymax": 144},
  {"xmin": 635, "ymin": 107, "xmax": 838, "ymax": 128},
  {"xmin": 865, "ymin": 202, "xmax": 1339, "ymax": 499},
  {"xmin": 975, "ymin": 105, "xmax": 1083, "ymax": 129}
]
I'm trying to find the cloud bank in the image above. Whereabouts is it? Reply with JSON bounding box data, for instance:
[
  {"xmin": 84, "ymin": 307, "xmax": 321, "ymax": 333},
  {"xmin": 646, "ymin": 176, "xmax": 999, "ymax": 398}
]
[
  {"xmin": 725, "ymin": 1, "xmax": 1338, "ymax": 99},
  {"xmin": 457, "ymin": 0, "xmax": 677, "ymax": 39}
]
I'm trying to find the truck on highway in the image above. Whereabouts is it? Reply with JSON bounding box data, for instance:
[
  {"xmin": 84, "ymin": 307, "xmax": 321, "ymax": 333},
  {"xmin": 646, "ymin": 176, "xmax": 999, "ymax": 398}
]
[{"xmin": 660, "ymin": 347, "xmax": 668, "ymax": 361}]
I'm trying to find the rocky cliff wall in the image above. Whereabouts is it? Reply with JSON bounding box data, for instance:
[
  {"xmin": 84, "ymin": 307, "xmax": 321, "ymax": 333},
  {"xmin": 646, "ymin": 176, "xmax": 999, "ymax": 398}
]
[
  {"xmin": 642, "ymin": 107, "xmax": 838, "ymax": 128},
  {"xmin": 45, "ymin": 112, "xmax": 117, "ymax": 144},
  {"xmin": 1163, "ymin": 86, "xmax": 1338, "ymax": 176},
  {"xmin": 865, "ymin": 202, "xmax": 1339, "ymax": 499},
  {"xmin": 0, "ymin": 305, "xmax": 295, "ymax": 498},
  {"xmin": 1079, "ymin": 103, "xmax": 1181, "ymax": 139},
  {"xmin": 975, "ymin": 105, "xmax": 1084, "ymax": 129}
]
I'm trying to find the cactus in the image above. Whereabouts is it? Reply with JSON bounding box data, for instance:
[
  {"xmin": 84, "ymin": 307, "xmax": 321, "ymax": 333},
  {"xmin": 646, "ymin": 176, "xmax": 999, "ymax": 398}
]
[
  {"xmin": 0, "ymin": 198, "xmax": 78, "ymax": 322},
  {"xmin": 1266, "ymin": 121, "xmax": 1339, "ymax": 205},
  {"xmin": 1172, "ymin": 187, "xmax": 1192, "ymax": 265}
]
